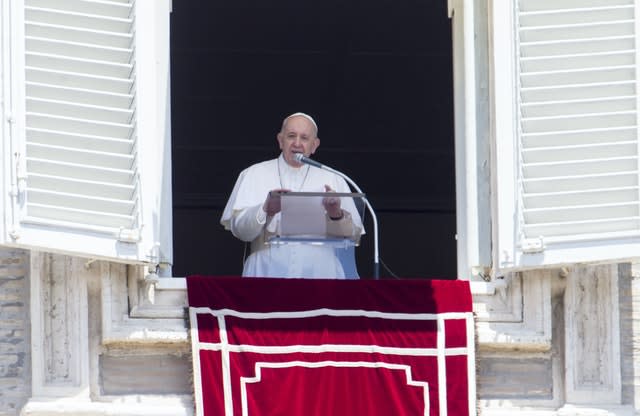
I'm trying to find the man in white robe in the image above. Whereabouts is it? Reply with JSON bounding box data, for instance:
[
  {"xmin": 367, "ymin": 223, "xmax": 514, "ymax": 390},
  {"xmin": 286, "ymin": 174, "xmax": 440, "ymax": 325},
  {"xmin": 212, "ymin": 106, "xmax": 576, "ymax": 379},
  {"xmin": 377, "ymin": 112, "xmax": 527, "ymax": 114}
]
[{"xmin": 220, "ymin": 112, "xmax": 364, "ymax": 278}]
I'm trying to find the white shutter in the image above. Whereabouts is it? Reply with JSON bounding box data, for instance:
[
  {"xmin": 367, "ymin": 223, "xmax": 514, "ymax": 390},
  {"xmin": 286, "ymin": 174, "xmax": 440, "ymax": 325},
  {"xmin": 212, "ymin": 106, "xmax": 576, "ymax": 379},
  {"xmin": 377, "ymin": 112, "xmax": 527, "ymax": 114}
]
[
  {"xmin": 24, "ymin": 0, "xmax": 138, "ymax": 231},
  {"xmin": 493, "ymin": 0, "xmax": 640, "ymax": 270},
  {"xmin": 1, "ymin": 0, "xmax": 172, "ymax": 266}
]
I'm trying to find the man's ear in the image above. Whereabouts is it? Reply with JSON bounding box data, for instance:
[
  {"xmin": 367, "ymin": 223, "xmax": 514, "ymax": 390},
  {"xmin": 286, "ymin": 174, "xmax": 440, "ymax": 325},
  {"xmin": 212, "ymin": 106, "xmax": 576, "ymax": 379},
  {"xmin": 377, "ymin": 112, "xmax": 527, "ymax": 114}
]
[
  {"xmin": 311, "ymin": 137, "xmax": 320, "ymax": 154},
  {"xmin": 276, "ymin": 132, "xmax": 284, "ymax": 150}
]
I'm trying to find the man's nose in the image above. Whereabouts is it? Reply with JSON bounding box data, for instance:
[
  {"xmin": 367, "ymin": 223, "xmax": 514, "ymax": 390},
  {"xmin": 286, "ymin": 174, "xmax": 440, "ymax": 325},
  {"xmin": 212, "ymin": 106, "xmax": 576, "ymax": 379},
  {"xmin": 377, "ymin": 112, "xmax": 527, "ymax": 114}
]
[{"xmin": 293, "ymin": 136, "xmax": 302, "ymax": 146}]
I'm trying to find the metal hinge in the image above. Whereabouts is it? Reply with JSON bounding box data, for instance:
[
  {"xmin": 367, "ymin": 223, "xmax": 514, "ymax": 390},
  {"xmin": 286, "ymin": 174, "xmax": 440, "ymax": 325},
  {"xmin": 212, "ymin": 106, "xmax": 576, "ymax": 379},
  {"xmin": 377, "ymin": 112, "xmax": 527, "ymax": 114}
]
[
  {"xmin": 10, "ymin": 151, "xmax": 26, "ymax": 202},
  {"xmin": 521, "ymin": 236, "xmax": 545, "ymax": 254},
  {"xmin": 118, "ymin": 227, "xmax": 141, "ymax": 243}
]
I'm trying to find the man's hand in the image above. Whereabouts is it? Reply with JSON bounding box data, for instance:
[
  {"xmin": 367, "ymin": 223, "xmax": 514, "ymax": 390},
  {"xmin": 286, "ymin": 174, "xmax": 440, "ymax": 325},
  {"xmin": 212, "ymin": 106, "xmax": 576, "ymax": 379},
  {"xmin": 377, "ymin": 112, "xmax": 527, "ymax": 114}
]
[
  {"xmin": 322, "ymin": 185, "xmax": 343, "ymax": 219},
  {"xmin": 263, "ymin": 189, "xmax": 290, "ymax": 216}
]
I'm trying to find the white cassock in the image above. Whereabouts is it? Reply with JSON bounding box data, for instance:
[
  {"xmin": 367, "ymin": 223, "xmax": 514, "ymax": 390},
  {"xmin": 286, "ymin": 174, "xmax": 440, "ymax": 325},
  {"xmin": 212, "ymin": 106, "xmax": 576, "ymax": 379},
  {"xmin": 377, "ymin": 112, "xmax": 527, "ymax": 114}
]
[{"xmin": 220, "ymin": 154, "xmax": 364, "ymax": 278}]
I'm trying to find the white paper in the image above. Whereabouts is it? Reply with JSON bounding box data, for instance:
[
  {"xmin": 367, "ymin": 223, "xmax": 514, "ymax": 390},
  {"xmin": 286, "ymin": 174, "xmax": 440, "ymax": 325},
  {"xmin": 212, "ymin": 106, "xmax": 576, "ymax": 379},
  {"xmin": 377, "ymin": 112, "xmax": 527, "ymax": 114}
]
[{"xmin": 279, "ymin": 195, "xmax": 326, "ymax": 236}]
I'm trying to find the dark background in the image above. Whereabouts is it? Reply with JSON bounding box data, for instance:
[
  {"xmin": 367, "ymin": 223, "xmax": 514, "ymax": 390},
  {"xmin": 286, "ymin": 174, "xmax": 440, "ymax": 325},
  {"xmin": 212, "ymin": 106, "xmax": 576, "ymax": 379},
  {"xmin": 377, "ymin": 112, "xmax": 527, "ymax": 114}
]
[{"xmin": 170, "ymin": 0, "xmax": 457, "ymax": 279}]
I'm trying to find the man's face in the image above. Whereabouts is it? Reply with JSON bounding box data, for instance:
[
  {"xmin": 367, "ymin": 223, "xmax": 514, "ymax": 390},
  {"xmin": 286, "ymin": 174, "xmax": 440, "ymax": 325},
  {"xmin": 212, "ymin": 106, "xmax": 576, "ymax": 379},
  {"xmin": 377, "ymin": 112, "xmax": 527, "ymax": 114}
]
[{"xmin": 277, "ymin": 116, "xmax": 320, "ymax": 167}]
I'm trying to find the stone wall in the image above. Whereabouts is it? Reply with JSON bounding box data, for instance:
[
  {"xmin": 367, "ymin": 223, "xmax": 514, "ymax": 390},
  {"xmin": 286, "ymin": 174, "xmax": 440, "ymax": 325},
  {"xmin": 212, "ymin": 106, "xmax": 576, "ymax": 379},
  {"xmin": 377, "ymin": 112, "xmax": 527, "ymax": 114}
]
[
  {"xmin": 0, "ymin": 249, "xmax": 29, "ymax": 416},
  {"xmin": 6, "ymin": 248, "xmax": 640, "ymax": 415},
  {"xmin": 475, "ymin": 265, "xmax": 639, "ymax": 415},
  {"xmin": 20, "ymin": 253, "xmax": 193, "ymax": 416}
]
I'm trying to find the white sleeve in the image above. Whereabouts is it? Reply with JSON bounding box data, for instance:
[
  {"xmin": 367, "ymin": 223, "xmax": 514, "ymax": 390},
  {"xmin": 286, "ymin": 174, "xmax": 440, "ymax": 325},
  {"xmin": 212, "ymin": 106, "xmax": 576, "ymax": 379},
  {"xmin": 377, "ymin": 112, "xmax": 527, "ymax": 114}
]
[{"xmin": 229, "ymin": 204, "xmax": 266, "ymax": 242}]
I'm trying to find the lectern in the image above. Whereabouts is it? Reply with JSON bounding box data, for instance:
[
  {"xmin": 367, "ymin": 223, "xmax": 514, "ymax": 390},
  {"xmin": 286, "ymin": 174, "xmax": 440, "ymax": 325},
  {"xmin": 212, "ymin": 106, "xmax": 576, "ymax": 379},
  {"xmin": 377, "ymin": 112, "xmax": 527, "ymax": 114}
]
[
  {"xmin": 266, "ymin": 191, "xmax": 366, "ymax": 278},
  {"xmin": 266, "ymin": 191, "xmax": 365, "ymax": 245}
]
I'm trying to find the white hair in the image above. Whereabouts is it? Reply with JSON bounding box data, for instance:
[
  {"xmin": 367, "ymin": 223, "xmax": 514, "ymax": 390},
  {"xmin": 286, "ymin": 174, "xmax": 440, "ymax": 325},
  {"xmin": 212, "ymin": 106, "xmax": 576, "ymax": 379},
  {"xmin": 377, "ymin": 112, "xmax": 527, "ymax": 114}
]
[{"xmin": 282, "ymin": 112, "xmax": 318, "ymax": 135}]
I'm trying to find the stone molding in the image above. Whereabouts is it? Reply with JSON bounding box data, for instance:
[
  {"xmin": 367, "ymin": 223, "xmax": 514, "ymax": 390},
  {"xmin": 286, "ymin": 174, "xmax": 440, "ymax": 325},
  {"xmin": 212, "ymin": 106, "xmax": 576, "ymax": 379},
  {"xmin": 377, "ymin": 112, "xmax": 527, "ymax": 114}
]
[
  {"xmin": 473, "ymin": 271, "xmax": 552, "ymax": 351},
  {"xmin": 564, "ymin": 264, "xmax": 621, "ymax": 405},
  {"xmin": 30, "ymin": 253, "xmax": 89, "ymax": 398}
]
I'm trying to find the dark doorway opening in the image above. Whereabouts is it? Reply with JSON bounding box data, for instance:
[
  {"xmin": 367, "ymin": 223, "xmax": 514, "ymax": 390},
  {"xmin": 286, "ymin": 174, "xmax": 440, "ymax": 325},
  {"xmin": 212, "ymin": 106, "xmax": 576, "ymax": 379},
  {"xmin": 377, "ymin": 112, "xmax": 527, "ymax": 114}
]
[{"xmin": 170, "ymin": 0, "xmax": 456, "ymax": 279}]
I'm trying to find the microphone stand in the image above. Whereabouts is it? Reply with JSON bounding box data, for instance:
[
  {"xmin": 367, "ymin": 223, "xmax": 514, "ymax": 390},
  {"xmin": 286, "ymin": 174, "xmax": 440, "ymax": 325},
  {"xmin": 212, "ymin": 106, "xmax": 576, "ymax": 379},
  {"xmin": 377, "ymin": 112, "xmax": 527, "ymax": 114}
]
[{"xmin": 295, "ymin": 154, "xmax": 380, "ymax": 279}]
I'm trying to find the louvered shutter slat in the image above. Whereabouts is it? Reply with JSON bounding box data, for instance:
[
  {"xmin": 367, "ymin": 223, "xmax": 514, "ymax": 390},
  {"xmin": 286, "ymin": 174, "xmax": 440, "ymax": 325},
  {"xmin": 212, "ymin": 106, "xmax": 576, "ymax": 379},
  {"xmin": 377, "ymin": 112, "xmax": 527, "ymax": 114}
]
[
  {"xmin": 27, "ymin": 54, "xmax": 133, "ymax": 78},
  {"xmin": 523, "ymin": 143, "xmax": 636, "ymax": 163},
  {"xmin": 522, "ymin": 52, "xmax": 634, "ymax": 73},
  {"xmin": 26, "ymin": 129, "xmax": 133, "ymax": 154},
  {"xmin": 525, "ymin": 187, "xmax": 637, "ymax": 209},
  {"xmin": 28, "ymin": 189, "xmax": 134, "ymax": 214},
  {"xmin": 520, "ymin": 6, "xmax": 633, "ymax": 27},
  {"xmin": 522, "ymin": 81, "xmax": 635, "ymax": 103},
  {"xmin": 27, "ymin": 113, "xmax": 133, "ymax": 138},
  {"xmin": 524, "ymin": 158, "xmax": 636, "ymax": 179},
  {"xmin": 29, "ymin": 187, "xmax": 134, "ymax": 212},
  {"xmin": 522, "ymin": 37, "xmax": 635, "ymax": 56},
  {"xmin": 523, "ymin": 172, "xmax": 637, "ymax": 193},
  {"xmin": 26, "ymin": 22, "xmax": 133, "ymax": 48},
  {"xmin": 26, "ymin": 68, "xmax": 133, "ymax": 93},
  {"xmin": 27, "ymin": 143, "xmax": 134, "ymax": 170},
  {"xmin": 27, "ymin": 159, "xmax": 134, "ymax": 185},
  {"xmin": 521, "ymin": 67, "xmax": 635, "ymax": 87},
  {"xmin": 522, "ymin": 112, "xmax": 636, "ymax": 133},
  {"xmin": 26, "ymin": 37, "xmax": 132, "ymax": 63},
  {"xmin": 525, "ymin": 202, "xmax": 637, "ymax": 223},
  {"xmin": 28, "ymin": 99, "xmax": 133, "ymax": 124},
  {"xmin": 27, "ymin": 204, "xmax": 134, "ymax": 229},
  {"xmin": 26, "ymin": 8, "xmax": 132, "ymax": 33},
  {"xmin": 27, "ymin": 0, "xmax": 133, "ymax": 19},
  {"xmin": 520, "ymin": 1, "xmax": 633, "ymax": 12},
  {"xmin": 522, "ymin": 97, "xmax": 635, "ymax": 118},
  {"xmin": 522, "ymin": 127, "xmax": 636, "ymax": 148},
  {"xmin": 28, "ymin": 174, "xmax": 134, "ymax": 200},
  {"xmin": 524, "ymin": 218, "xmax": 640, "ymax": 239},
  {"xmin": 26, "ymin": 83, "xmax": 133, "ymax": 108},
  {"xmin": 520, "ymin": 22, "xmax": 634, "ymax": 43}
]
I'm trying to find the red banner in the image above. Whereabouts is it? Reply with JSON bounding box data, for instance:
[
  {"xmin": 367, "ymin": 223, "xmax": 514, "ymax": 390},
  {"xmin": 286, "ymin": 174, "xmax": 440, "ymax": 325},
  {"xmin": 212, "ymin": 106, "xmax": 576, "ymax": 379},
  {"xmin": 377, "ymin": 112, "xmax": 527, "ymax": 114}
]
[{"xmin": 187, "ymin": 276, "xmax": 476, "ymax": 416}]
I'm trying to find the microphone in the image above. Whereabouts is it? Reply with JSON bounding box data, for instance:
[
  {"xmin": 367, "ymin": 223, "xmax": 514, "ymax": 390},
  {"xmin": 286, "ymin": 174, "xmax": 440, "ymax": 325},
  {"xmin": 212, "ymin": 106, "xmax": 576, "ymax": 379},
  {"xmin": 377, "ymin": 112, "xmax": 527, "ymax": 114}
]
[
  {"xmin": 294, "ymin": 153, "xmax": 324, "ymax": 169},
  {"xmin": 293, "ymin": 153, "xmax": 381, "ymax": 279}
]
